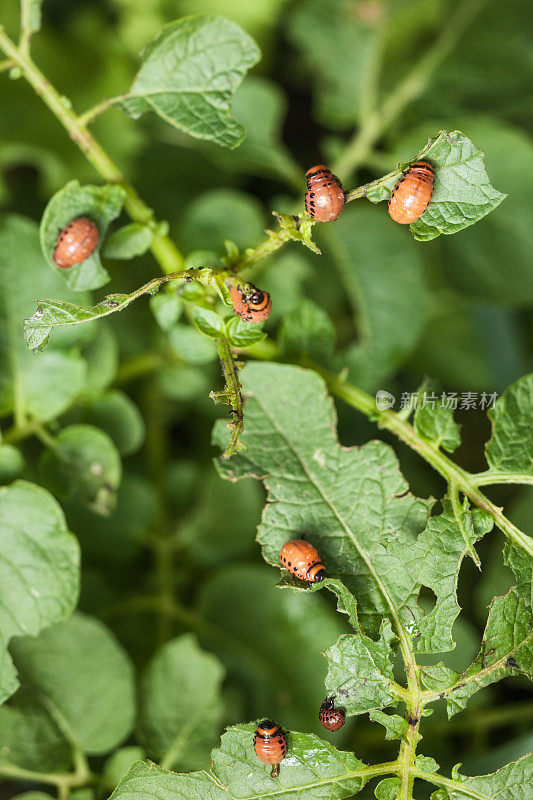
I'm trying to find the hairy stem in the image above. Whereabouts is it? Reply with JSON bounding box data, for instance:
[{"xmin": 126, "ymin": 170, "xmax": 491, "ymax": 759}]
[
  {"xmin": 214, "ymin": 337, "xmax": 245, "ymax": 458},
  {"xmin": 0, "ymin": 26, "xmax": 184, "ymax": 274}
]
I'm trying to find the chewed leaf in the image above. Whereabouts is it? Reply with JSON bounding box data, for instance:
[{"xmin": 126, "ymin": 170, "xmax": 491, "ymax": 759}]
[
  {"xmin": 110, "ymin": 725, "xmax": 369, "ymax": 800},
  {"xmin": 449, "ymin": 755, "xmax": 533, "ymax": 799},
  {"xmin": 422, "ymin": 589, "xmax": 533, "ymax": 718},
  {"xmin": 118, "ymin": 15, "xmax": 261, "ymax": 148},
  {"xmin": 214, "ymin": 363, "xmax": 435, "ymax": 642},
  {"xmin": 324, "ymin": 619, "xmax": 398, "ymax": 716},
  {"xmin": 485, "ymin": 373, "xmax": 533, "ymax": 478},
  {"xmin": 410, "ymin": 130, "xmax": 506, "ymax": 241},
  {"xmin": 24, "ymin": 268, "xmax": 215, "ymax": 351},
  {"xmin": 40, "ymin": 181, "xmax": 125, "ymax": 291}
]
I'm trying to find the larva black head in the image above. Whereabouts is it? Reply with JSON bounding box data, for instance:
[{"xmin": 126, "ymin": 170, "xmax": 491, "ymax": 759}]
[
  {"xmin": 258, "ymin": 719, "xmax": 276, "ymax": 731},
  {"xmin": 321, "ymin": 696, "xmax": 335, "ymax": 711},
  {"xmin": 249, "ymin": 290, "xmax": 265, "ymax": 306},
  {"xmin": 313, "ymin": 568, "xmax": 326, "ymax": 583}
]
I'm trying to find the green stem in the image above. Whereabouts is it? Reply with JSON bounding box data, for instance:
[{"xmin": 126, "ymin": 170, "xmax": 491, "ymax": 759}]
[
  {"xmin": 77, "ymin": 94, "xmax": 129, "ymax": 126},
  {"xmin": 0, "ymin": 27, "xmax": 184, "ymax": 275},
  {"xmin": 333, "ymin": 0, "xmax": 487, "ymax": 179},
  {"xmin": 19, "ymin": 0, "xmax": 34, "ymax": 54},
  {"xmin": 320, "ymin": 368, "xmax": 533, "ymax": 560},
  {"xmin": 214, "ymin": 337, "xmax": 245, "ymax": 458},
  {"xmin": 471, "ymin": 470, "xmax": 533, "ymax": 487},
  {"xmin": 413, "ymin": 769, "xmax": 486, "ymax": 800},
  {"xmin": 0, "ymin": 763, "xmax": 92, "ymax": 791},
  {"xmin": 398, "ymin": 711, "xmax": 421, "ymax": 800}
]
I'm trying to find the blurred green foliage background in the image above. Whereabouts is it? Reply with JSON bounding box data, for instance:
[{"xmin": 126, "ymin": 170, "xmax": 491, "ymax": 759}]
[{"xmin": 0, "ymin": 0, "xmax": 532, "ymax": 796}]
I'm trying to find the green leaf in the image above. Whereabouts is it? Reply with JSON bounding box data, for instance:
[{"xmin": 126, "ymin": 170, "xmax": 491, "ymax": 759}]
[
  {"xmin": 485, "ymin": 374, "xmax": 533, "ymax": 477},
  {"xmin": 409, "ymin": 500, "xmax": 492, "ymax": 652},
  {"xmin": 149, "ymin": 291, "xmax": 182, "ymax": 331},
  {"xmin": 324, "ymin": 618, "xmax": 397, "ymax": 716},
  {"xmin": 0, "ymin": 687, "xmax": 71, "ymax": 771},
  {"xmin": 414, "ymin": 383, "xmax": 462, "ymax": 453},
  {"xmin": 0, "ymin": 480, "xmax": 79, "ymax": 704},
  {"xmin": 278, "ymin": 299, "xmax": 335, "ymax": 365},
  {"xmin": 103, "ymin": 222, "xmax": 154, "ymax": 260},
  {"xmin": 416, "ymin": 756, "xmax": 440, "ymax": 774},
  {"xmin": 103, "ymin": 747, "xmax": 146, "ymax": 789},
  {"xmin": 224, "ymin": 316, "xmax": 266, "ymax": 348},
  {"xmin": 0, "ymin": 444, "xmax": 25, "ymax": 484},
  {"xmin": 40, "ymin": 181, "xmax": 125, "ymax": 290},
  {"xmin": 461, "ymin": 586, "xmax": 533, "ymax": 705},
  {"xmin": 192, "ymin": 306, "xmax": 225, "ymax": 339},
  {"xmin": 138, "ymin": 634, "xmax": 224, "ymax": 770},
  {"xmin": 22, "ymin": 0, "xmax": 43, "ymax": 35},
  {"xmin": 40, "ymin": 424, "xmax": 122, "ymax": 516},
  {"xmin": 169, "ymin": 324, "xmax": 218, "ymax": 365},
  {"xmin": 448, "ymin": 755, "xmax": 533, "ymax": 799},
  {"xmin": 119, "ymin": 15, "xmax": 261, "ymax": 148},
  {"xmin": 368, "ymin": 710, "xmax": 408, "ymax": 741},
  {"xmin": 10, "ymin": 612, "xmax": 135, "ymax": 754},
  {"xmin": 408, "ymin": 130, "xmax": 506, "ymax": 241},
  {"xmin": 273, "ymin": 212, "xmax": 321, "ymax": 255},
  {"xmin": 110, "ymin": 725, "xmax": 369, "ymax": 800},
  {"xmin": 429, "ymin": 589, "xmax": 532, "ymax": 718},
  {"xmin": 0, "ymin": 215, "xmax": 87, "ymax": 421},
  {"xmin": 374, "ymin": 777, "xmax": 401, "ymax": 800},
  {"xmin": 214, "ymin": 363, "xmax": 436, "ymax": 642},
  {"xmin": 197, "ymin": 564, "xmax": 347, "ymax": 733},
  {"xmin": 83, "ymin": 391, "xmax": 145, "ymax": 456},
  {"xmin": 24, "ymin": 269, "xmax": 214, "ymax": 352},
  {"xmin": 328, "ymin": 205, "xmax": 429, "ymax": 390}
]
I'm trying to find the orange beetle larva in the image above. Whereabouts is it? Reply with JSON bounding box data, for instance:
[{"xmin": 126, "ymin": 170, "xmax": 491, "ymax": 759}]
[
  {"xmin": 305, "ymin": 165, "xmax": 345, "ymax": 222},
  {"xmin": 53, "ymin": 216, "xmax": 99, "ymax": 268},
  {"xmin": 253, "ymin": 720, "xmax": 287, "ymax": 778},
  {"xmin": 229, "ymin": 284, "xmax": 272, "ymax": 323},
  {"xmin": 388, "ymin": 161, "xmax": 435, "ymax": 225},
  {"xmin": 319, "ymin": 697, "xmax": 346, "ymax": 731},
  {"xmin": 279, "ymin": 539, "xmax": 326, "ymax": 584}
]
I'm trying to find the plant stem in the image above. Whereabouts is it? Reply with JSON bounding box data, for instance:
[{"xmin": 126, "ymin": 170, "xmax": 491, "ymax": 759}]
[
  {"xmin": 333, "ymin": 0, "xmax": 487, "ymax": 179},
  {"xmin": 318, "ymin": 368, "xmax": 533, "ymax": 560},
  {"xmin": 413, "ymin": 769, "xmax": 486, "ymax": 800},
  {"xmin": 0, "ymin": 26, "xmax": 184, "ymax": 275},
  {"xmin": 214, "ymin": 337, "xmax": 245, "ymax": 458},
  {"xmin": 472, "ymin": 470, "xmax": 533, "ymax": 487},
  {"xmin": 77, "ymin": 94, "xmax": 129, "ymax": 126},
  {"xmin": 0, "ymin": 763, "xmax": 92, "ymax": 792}
]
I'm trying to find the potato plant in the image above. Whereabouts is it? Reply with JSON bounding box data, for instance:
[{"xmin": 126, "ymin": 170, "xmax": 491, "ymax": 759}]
[{"xmin": 0, "ymin": 2, "xmax": 532, "ymax": 800}]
